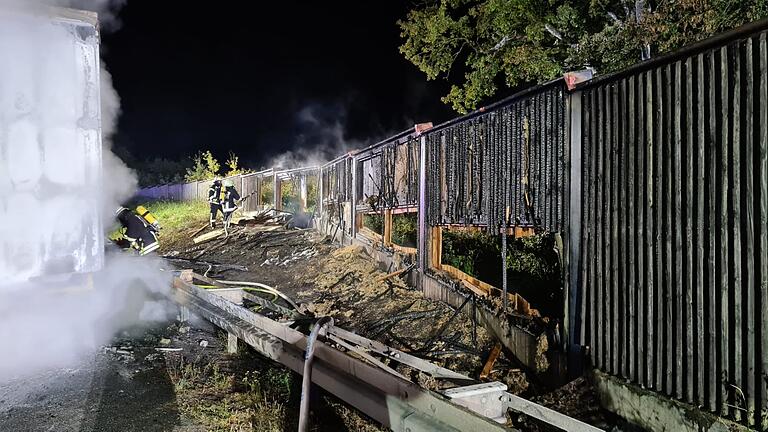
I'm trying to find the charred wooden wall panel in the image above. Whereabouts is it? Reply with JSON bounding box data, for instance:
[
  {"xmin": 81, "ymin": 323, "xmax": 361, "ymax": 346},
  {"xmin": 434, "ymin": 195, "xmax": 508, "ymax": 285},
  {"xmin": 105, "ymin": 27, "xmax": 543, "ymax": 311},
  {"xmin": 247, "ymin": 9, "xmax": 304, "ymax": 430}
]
[
  {"xmin": 356, "ymin": 137, "xmax": 420, "ymax": 210},
  {"xmin": 424, "ymin": 82, "xmax": 568, "ymax": 232}
]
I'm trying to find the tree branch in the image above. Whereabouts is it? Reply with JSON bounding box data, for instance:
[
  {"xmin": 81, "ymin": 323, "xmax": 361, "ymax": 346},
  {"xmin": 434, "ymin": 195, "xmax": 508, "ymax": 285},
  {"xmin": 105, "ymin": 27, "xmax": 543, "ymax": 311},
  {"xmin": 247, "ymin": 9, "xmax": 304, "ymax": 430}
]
[
  {"xmin": 492, "ymin": 35, "xmax": 511, "ymax": 51},
  {"xmin": 544, "ymin": 24, "xmax": 564, "ymax": 41}
]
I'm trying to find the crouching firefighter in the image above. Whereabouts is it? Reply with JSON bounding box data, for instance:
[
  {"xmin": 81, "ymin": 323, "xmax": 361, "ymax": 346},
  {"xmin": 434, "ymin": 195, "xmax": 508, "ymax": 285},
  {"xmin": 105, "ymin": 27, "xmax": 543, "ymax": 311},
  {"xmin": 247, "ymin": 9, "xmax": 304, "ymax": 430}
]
[
  {"xmin": 208, "ymin": 179, "xmax": 223, "ymax": 228},
  {"xmin": 221, "ymin": 178, "xmax": 241, "ymax": 235},
  {"xmin": 114, "ymin": 206, "xmax": 160, "ymax": 256}
]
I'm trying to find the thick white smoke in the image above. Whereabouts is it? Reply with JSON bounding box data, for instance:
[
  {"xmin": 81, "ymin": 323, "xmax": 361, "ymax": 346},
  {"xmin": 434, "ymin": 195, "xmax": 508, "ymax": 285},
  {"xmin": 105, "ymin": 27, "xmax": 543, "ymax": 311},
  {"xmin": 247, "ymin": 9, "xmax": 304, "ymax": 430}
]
[
  {"xmin": 267, "ymin": 102, "xmax": 385, "ymax": 169},
  {"xmin": 100, "ymin": 64, "xmax": 137, "ymax": 218},
  {"xmin": 0, "ymin": 1, "xmax": 172, "ymax": 381}
]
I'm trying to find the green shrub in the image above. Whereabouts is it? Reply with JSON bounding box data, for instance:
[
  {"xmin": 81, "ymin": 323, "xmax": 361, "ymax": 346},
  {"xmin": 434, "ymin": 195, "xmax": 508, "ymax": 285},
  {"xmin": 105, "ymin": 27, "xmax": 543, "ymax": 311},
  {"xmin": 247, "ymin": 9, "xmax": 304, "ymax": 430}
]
[
  {"xmin": 441, "ymin": 229, "xmax": 562, "ymax": 317},
  {"xmin": 364, "ymin": 214, "xmax": 383, "ymax": 234},
  {"xmin": 391, "ymin": 213, "xmax": 418, "ymax": 247}
]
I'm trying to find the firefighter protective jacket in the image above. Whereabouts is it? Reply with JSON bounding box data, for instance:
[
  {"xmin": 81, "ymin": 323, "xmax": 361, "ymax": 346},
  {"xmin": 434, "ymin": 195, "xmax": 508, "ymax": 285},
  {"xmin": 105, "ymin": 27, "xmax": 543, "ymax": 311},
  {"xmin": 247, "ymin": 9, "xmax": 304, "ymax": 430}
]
[
  {"xmin": 208, "ymin": 182, "xmax": 223, "ymax": 205},
  {"xmin": 222, "ymin": 186, "xmax": 241, "ymax": 213}
]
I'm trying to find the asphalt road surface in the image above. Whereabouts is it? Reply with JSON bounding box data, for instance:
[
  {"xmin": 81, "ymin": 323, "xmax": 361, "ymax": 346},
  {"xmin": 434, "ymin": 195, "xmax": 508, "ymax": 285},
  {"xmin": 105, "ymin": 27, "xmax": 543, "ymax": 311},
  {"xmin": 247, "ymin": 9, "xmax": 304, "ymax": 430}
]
[{"xmin": 0, "ymin": 342, "xmax": 203, "ymax": 432}]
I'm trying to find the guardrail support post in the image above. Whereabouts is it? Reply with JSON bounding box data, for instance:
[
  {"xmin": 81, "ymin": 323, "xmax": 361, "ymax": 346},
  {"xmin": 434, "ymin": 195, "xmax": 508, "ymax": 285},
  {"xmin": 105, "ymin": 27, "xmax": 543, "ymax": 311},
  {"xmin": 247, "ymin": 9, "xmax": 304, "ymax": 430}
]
[
  {"xmin": 179, "ymin": 305, "xmax": 190, "ymax": 323},
  {"xmin": 227, "ymin": 332, "xmax": 238, "ymax": 354}
]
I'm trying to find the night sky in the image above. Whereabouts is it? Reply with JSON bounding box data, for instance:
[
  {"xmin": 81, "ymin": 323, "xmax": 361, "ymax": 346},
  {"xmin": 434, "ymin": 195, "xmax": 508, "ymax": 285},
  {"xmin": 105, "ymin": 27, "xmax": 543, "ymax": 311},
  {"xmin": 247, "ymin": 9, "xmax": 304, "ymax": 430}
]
[{"xmin": 102, "ymin": 1, "xmax": 455, "ymax": 168}]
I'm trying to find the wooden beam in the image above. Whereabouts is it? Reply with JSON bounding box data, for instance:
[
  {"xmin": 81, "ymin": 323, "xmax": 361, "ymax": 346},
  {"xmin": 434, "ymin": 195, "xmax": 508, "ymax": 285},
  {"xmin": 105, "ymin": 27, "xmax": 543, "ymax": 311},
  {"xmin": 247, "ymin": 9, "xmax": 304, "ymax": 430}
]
[
  {"xmin": 189, "ymin": 223, "xmax": 210, "ymax": 239},
  {"xmin": 514, "ymin": 227, "xmax": 535, "ymax": 237},
  {"xmin": 358, "ymin": 226, "xmax": 383, "ymax": 242},
  {"xmin": 430, "ymin": 226, "xmax": 443, "ymax": 270},
  {"xmin": 440, "ymin": 264, "xmax": 541, "ymax": 318},
  {"xmin": 375, "ymin": 264, "xmax": 415, "ymax": 282},
  {"xmin": 383, "ymin": 210, "xmax": 393, "ymax": 246},
  {"xmin": 391, "ymin": 244, "xmax": 418, "ymax": 255},
  {"xmin": 391, "ymin": 206, "xmax": 419, "ymax": 215},
  {"xmin": 193, "ymin": 229, "xmax": 226, "ymax": 244},
  {"xmin": 479, "ymin": 343, "xmax": 502, "ymax": 379},
  {"xmin": 438, "ymin": 224, "xmax": 535, "ymax": 237}
]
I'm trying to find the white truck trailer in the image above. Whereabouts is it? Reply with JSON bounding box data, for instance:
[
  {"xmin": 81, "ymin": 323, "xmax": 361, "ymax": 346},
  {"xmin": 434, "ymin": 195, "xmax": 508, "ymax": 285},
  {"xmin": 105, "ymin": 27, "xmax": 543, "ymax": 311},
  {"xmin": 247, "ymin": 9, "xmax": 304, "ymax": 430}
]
[{"xmin": 0, "ymin": 7, "xmax": 104, "ymax": 287}]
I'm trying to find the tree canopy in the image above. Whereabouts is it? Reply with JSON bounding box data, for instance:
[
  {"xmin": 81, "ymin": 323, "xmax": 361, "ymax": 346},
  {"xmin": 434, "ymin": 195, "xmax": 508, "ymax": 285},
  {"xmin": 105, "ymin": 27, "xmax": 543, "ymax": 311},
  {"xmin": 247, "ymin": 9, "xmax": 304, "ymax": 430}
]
[
  {"xmin": 184, "ymin": 150, "xmax": 221, "ymax": 182},
  {"xmin": 399, "ymin": 0, "xmax": 768, "ymax": 113}
]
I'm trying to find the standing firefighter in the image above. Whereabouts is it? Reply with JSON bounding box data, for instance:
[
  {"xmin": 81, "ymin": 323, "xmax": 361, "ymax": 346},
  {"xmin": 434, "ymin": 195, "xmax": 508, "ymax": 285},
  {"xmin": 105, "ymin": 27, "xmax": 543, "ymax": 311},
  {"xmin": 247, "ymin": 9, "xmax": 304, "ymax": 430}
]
[
  {"xmin": 221, "ymin": 178, "xmax": 241, "ymax": 234},
  {"xmin": 114, "ymin": 207, "xmax": 160, "ymax": 256},
  {"xmin": 208, "ymin": 179, "xmax": 223, "ymax": 228}
]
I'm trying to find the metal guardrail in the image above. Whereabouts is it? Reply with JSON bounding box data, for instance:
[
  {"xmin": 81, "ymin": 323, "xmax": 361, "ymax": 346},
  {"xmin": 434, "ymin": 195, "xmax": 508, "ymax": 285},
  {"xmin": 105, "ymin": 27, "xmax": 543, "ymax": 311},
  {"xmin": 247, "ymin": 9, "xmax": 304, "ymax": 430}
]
[
  {"xmin": 172, "ymin": 273, "xmax": 602, "ymax": 432},
  {"xmin": 172, "ymin": 274, "xmax": 513, "ymax": 432}
]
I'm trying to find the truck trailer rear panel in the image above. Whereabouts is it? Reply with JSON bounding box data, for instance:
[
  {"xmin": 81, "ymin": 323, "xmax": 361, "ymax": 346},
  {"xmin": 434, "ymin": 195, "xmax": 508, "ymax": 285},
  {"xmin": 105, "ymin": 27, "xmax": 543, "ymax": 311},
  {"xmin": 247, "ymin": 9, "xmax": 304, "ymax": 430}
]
[{"xmin": 0, "ymin": 8, "xmax": 103, "ymax": 286}]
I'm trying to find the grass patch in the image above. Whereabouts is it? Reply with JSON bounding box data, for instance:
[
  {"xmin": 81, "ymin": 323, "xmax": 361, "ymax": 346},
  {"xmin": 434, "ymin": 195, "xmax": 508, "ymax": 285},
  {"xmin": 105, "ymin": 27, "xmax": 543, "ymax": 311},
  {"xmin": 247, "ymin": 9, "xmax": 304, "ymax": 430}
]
[
  {"xmin": 167, "ymin": 355, "xmax": 293, "ymax": 432},
  {"xmin": 166, "ymin": 350, "xmax": 384, "ymax": 432},
  {"xmin": 138, "ymin": 200, "xmax": 209, "ymax": 233}
]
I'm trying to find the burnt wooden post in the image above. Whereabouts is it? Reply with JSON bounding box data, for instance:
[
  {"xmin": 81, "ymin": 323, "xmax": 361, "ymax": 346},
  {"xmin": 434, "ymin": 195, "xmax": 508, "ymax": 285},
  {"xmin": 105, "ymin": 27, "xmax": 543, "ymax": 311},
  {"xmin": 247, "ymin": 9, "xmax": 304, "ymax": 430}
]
[
  {"xmin": 273, "ymin": 171, "xmax": 282, "ymax": 211},
  {"xmin": 299, "ymin": 174, "xmax": 308, "ymax": 212},
  {"xmin": 418, "ymin": 135, "xmax": 428, "ymax": 274},
  {"xmin": 567, "ymin": 90, "xmax": 582, "ymax": 361}
]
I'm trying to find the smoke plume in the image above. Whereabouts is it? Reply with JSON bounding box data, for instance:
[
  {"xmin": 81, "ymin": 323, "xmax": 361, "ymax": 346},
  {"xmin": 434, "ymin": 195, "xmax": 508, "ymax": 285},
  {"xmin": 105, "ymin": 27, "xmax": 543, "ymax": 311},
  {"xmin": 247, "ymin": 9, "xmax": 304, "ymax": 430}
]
[
  {"xmin": 0, "ymin": 1, "xmax": 172, "ymax": 381},
  {"xmin": 267, "ymin": 102, "xmax": 386, "ymax": 169}
]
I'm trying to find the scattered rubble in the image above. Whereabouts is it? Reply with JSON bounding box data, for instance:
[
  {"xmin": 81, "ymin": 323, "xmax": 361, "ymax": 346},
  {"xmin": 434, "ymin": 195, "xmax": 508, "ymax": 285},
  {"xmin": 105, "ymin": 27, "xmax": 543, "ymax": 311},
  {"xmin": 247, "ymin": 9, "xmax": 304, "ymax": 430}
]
[{"xmin": 161, "ymin": 215, "xmax": 613, "ymax": 429}]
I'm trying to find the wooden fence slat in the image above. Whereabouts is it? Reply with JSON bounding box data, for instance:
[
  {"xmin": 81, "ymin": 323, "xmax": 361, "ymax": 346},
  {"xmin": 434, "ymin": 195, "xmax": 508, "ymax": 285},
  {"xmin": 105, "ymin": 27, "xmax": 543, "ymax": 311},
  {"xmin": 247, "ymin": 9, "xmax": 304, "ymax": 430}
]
[
  {"xmin": 744, "ymin": 36, "xmax": 757, "ymax": 426},
  {"xmin": 758, "ymin": 31, "xmax": 768, "ymax": 431},
  {"xmin": 597, "ymin": 87, "xmax": 606, "ymax": 369},
  {"xmin": 636, "ymin": 72, "xmax": 647, "ymax": 387},
  {"xmin": 618, "ymin": 79, "xmax": 628, "ymax": 379},
  {"xmin": 732, "ymin": 43, "xmax": 744, "ymax": 422},
  {"xmin": 684, "ymin": 56, "xmax": 696, "ymax": 404},
  {"xmin": 652, "ymin": 68, "xmax": 663, "ymax": 391},
  {"xmin": 627, "ymin": 76, "xmax": 637, "ymax": 381},
  {"xmin": 707, "ymin": 49, "xmax": 719, "ymax": 413},
  {"xmin": 588, "ymin": 90, "xmax": 598, "ymax": 363},
  {"xmin": 694, "ymin": 53, "xmax": 706, "ymax": 408},
  {"xmin": 674, "ymin": 60, "xmax": 684, "ymax": 400},
  {"xmin": 611, "ymin": 83, "xmax": 620, "ymax": 375},
  {"xmin": 719, "ymin": 45, "xmax": 731, "ymax": 417},
  {"xmin": 663, "ymin": 64, "xmax": 674, "ymax": 396},
  {"xmin": 577, "ymin": 97, "xmax": 587, "ymax": 347}
]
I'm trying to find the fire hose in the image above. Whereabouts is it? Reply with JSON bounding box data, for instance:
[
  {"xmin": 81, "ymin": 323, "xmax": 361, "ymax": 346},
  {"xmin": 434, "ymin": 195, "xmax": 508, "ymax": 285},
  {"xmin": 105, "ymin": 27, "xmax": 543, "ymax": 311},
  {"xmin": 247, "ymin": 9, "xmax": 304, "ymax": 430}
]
[
  {"xmin": 212, "ymin": 279, "xmax": 301, "ymax": 312},
  {"xmin": 298, "ymin": 316, "xmax": 333, "ymax": 432}
]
